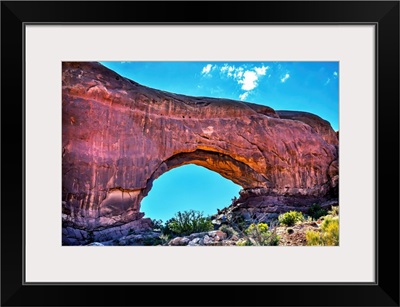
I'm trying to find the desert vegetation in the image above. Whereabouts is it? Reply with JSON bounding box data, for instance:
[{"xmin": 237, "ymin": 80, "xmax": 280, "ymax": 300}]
[
  {"xmin": 278, "ymin": 210, "xmax": 305, "ymax": 226},
  {"xmin": 305, "ymin": 206, "xmax": 339, "ymax": 246},
  {"xmin": 100, "ymin": 203, "xmax": 339, "ymax": 246}
]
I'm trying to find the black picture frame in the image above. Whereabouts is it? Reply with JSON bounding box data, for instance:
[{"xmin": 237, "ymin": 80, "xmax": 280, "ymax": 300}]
[{"xmin": 1, "ymin": 1, "xmax": 399, "ymax": 306}]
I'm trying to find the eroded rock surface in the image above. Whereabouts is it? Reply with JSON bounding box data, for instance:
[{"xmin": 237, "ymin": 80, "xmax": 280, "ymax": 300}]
[{"xmin": 62, "ymin": 62, "xmax": 338, "ymax": 245}]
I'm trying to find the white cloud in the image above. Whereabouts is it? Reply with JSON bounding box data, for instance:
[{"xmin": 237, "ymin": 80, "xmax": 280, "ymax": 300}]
[
  {"xmin": 220, "ymin": 65, "xmax": 268, "ymax": 82},
  {"xmin": 333, "ymin": 71, "xmax": 338, "ymax": 77},
  {"xmin": 219, "ymin": 64, "xmax": 269, "ymax": 101},
  {"xmin": 223, "ymin": 65, "xmax": 269, "ymax": 91},
  {"xmin": 201, "ymin": 64, "xmax": 212, "ymax": 74},
  {"xmin": 239, "ymin": 92, "xmax": 249, "ymax": 101},
  {"xmin": 220, "ymin": 64, "xmax": 229, "ymax": 73},
  {"xmin": 201, "ymin": 64, "xmax": 216, "ymax": 76},
  {"xmin": 232, "ymin": 67, "xmax": 244, "ymax": 79},
  {"xmin": 220, "ymin": 64, "xmax": 236, "ymax": 77},
  {"xmin": 238, "ymin": 71, "xmax": 259, "ymax": 91},
  {"xmin": 280, "ymin": 73, "xmax": 290, "ymax": 83},
  {"xmin": 254, "ymin": 66, "xmax": 268, "ymax": 76},
  {"xmin": 220, "ymin": 64, "xmax": 231, "ymax": 72}
]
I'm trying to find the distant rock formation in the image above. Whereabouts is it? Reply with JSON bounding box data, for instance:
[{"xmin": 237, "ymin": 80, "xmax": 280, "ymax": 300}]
[{"xmin": 62, "ymin": 62, "xmax": 338, "ymax": 245}]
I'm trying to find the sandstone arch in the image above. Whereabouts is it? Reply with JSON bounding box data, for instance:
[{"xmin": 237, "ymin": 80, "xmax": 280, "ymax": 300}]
[{"xmin": 62, "ymin": 62, "xmax": 338, "ymax": 244}]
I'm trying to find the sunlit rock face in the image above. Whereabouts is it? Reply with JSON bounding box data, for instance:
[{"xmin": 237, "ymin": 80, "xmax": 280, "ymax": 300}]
[
  {"xmin": 62, "ymin": 62, "xmax": 338, "ymax": 244},
  {"xmin": 276, "ymin": 110, "xmax": 339, "ymax": 147}
]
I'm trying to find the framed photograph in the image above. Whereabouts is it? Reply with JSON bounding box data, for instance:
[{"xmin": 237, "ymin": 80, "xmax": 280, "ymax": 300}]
[{"xmin": 1, "ymin": 1, "xmax": 399, "ymax": 306}]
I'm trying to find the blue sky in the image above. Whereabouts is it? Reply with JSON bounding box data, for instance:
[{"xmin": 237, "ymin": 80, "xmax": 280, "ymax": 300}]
[{"xmin": 100, "ymin": 61, "xmax": 339, "ymax": 222}]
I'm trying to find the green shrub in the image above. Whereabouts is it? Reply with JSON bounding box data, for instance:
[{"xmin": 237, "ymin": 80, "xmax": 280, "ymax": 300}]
[
  {"xmin": 236, "ymin": 238, "xmax": 252, "ymax": 246},
  {"xmin": 142, "ymin": 236, "xmax": 163, "ymax": 246},
  {"xmin": 158, "ymin": 234, "xmax": 170, "ymax": 245},
  {"xmin": 306, "ymin": 216, "xmax": 339, "ymax": 246},
  {"xmin": 307, "ymin": 203, "xmax": 328, "ymax": 220},
  {"xmin": 305, "ymin": 230, "xmax": 322, "ymax": 245},
  {"xmin": 329, "ymin": 206, "xmax": 339, "ymax": 217},
  {"xmin": 278, "ymin": 211, "xmax": 304, "ymax": 226},
  {"xmin": 164, "ymin": 210, "xmax": 213, "ymax": 236},
  {"xmin": 245, "ymin": 222, "xmax": 269, "ymax": 237},
  {"xmin": 320, "ymin": 216, "xmax": 339, "ymax": 245},
  {"xmin": 151, "ymin": 219, "xmax": 163, "ymax": 231},
  {"xmin": 306, "ymin": 215, "xmax": 313, "ymax": 222},
  {"xmin": 242, "ymin": 222, "xmax": 280, "ymax": 246}
]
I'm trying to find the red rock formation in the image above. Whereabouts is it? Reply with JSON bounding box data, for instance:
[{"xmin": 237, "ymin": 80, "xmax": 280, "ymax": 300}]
[
  {"xmin": 62, "ymin": 62, "xmax": 338, "ymax": 244},
  {"xmin": 276, "ymin": 110, "xmax": 338, "ymax": 146}
]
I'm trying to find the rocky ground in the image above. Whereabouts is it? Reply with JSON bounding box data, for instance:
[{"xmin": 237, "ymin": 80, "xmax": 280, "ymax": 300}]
[
  {"xmin": 85, "ymin": 201, "xmax": 338, "ymax": 247},
  {"xmin": 276, "ymin": 221, "xmax": 320, "ymax": 246},
  {"xmin": 87, "ymin": 218, "xmax": 325, "ymax": 247}
]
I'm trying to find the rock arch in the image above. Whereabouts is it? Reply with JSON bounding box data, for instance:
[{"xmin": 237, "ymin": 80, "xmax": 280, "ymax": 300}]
[{"xmin": 62, "ymin": 62, "xmax": 338, "ymax": 244}]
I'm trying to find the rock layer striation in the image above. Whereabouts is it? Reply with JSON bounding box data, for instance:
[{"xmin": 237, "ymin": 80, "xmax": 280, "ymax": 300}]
[{"xmin": 62, "ymin": 62, "xmax": 339, "ymax": 245}]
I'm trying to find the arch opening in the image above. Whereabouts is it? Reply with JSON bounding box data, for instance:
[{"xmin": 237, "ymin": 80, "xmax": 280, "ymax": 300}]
[
  {"xmin": 141, "ymin": 164, "xmax": 242, "ymax": 222},
  {"xmin": 135, "ymin": 149, "xmax": 270, "ymax": 223}
]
